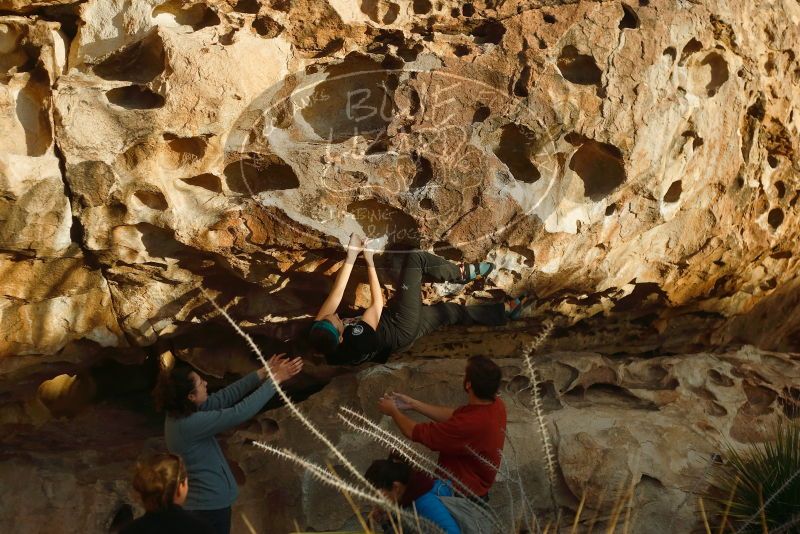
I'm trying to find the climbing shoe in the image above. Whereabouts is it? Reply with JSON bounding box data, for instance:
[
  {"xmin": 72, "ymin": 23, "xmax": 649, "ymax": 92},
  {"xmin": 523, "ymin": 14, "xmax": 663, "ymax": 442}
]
[{"xmin": 457, "ymin": 261, "xmax": 494, "ymax": 283}]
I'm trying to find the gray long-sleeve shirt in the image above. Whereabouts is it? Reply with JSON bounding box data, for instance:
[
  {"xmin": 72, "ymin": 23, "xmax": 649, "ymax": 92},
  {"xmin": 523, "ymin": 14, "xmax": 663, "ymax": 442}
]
[{"xmin": 164, "ymin": 371, "xmax": 276, "ymax": 510}]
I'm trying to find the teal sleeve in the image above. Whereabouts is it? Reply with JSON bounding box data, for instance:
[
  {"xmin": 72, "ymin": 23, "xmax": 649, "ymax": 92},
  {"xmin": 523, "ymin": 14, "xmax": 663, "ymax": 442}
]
[
  {"xmin": 201, "ymin": 371, "xmax": 262, "ymax": 411},
  {"xmin": 186, "ymin": 379, "xmax": 277, "ymax": 438}
]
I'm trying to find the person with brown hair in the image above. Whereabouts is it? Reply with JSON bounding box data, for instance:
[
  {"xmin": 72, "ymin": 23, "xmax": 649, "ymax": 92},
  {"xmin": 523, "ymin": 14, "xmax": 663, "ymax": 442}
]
[
  {"xmin": 122, "ymin": 453, "xmax": 214, "ymax": 534},
  {"xmin": 154, "ymin": 354, "xmax": 303, "ymax": 534},
  {"xmin": 377, "ymin": 356, "xmax": 507, "ymax": 503},
  {"xmin": 365, "ymin": 455, "xmax": 461, "ymax": 534},
  {"xmin": 309, "ymin": 234, "xmax": 530, "ymax": 366}
]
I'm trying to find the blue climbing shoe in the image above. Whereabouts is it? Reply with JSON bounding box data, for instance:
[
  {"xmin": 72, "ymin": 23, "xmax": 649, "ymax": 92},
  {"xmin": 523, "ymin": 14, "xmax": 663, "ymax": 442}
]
[{"xmin": 458, "ymin": 261, "xmax": 494, "ymax": 283}]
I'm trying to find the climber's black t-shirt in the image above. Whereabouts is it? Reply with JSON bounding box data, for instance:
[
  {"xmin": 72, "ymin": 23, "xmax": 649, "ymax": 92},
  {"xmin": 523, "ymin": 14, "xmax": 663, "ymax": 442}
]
[{"xmin": 326, "ymin": 320, "xmax": 384, "ymax": 365}]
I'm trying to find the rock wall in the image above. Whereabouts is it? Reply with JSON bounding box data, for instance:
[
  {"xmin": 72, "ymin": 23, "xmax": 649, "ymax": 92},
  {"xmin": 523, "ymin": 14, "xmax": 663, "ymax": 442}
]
[{"xmin": 1, "ymin": 0, "xmax": 800, "ymax": 532}]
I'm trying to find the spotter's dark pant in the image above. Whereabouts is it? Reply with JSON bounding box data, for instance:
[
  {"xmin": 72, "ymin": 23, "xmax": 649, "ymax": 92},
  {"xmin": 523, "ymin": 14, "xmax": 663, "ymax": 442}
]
[{"xmin": 377, "ymin": 251, "xmax": 506, "ymax": 354}]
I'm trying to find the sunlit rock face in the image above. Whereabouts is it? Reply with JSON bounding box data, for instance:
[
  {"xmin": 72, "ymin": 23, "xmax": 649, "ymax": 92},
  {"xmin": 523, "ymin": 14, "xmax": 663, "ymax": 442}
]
[{"xmin": 0, "ymin": 0, "xmax": 799, "ymax": 532}]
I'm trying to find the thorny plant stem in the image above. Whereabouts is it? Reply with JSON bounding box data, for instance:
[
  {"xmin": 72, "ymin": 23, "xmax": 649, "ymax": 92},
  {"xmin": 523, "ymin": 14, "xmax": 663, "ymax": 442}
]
[
  {"xmin": 202, "ymin": 289, "xmax": 402, "ymax": 529},
  {"xmin": 338, "ymin": 408, "xmax": 505, "ymax": 531}
]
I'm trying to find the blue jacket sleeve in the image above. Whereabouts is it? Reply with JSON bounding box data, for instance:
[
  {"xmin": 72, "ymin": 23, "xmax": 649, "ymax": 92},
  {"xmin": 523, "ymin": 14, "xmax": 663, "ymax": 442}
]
[
  {"xmin": 183, "ymin": 379, "xmax": 278, "ymax": 439},
  {"xmin": 201, "ymin": 371, "xmax": 262, "ymax": 411}
]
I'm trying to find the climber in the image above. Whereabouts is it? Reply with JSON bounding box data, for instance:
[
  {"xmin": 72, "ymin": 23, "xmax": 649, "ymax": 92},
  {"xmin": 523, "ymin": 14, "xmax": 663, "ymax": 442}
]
[
  {"xmin": 154, "ymin": 355, "xmax": 303, "ymax": 534},
  {"xmin": 364, "ymin": 454, "xmax": 461, "ymax": 534},
  {"xmin": 309, "ymin": 233, "xmax": 533, "ymax": 365},
  {"xmin": 377, "ymin": 356, "xmax": 507, "ymax": 505},
  {"xmin": 121, "ymin": 453, "xmax": 214, "ymax": 534}
]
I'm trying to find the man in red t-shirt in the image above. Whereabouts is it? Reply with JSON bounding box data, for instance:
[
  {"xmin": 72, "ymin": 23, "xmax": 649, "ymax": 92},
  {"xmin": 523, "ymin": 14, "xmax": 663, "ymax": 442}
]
[{"xmin": 377, "ymin": 356, "xmax": 507, "ymax": 499}]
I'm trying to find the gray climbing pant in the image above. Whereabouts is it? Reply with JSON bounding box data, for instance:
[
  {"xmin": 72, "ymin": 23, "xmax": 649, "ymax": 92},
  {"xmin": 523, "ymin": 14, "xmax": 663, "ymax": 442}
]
[{"xmin": 377, "ymin": 251, "xmax": 507, "ymax": 354}]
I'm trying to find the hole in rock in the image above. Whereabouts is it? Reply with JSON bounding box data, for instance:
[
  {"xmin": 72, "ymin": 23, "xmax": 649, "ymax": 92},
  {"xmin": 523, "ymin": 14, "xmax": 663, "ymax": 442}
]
[
  {"xmin": 450, "ymin": 7, "xmax": 460, "ymax": 17},
  {"xmin": 543, "ymin": 13, "xmax": 556, "ymax": 24},
  {"xmin": 37, "ymin": 373, "xmax": 96, "ymax": 418},
  {"xmin": 493, "ymin": 124, "xmax": 540, "ymax": 183},
  {"xmin": 568, "ymin": 137, "xmax": 626, "ymax": 200},
  {"xmin": 694, "ymin": 52, "xmax": 729, "ymax": 96},
  {"xmin": 605, "ymin": 203, "xmax": 616, "ymax": 216},
  {"xmin": 513, "ymin": 66, "xmax": 531, "ymax": 97},
  {"xmin": 760, "ymin": 277, "xmax": 777, "ymax": 291},
  {"xmin": 707, "ymin": 401, "xmax": 728, "ymax": 417},
  {"xmin": 134, "ymin": 189, "xmax": 168, "ymax": 210},
  {"xmin": 300, "ymin": 54, "xmax": 395, "ymax": 143},
  {"xmin": 411, "ymin": 154, "xmax": 433, "ymax": 189},
  {"xmin": 224, "ymin": 156, "xmax": 300, "ymax": 194},
  {"xmin": 619, "ymin": 4, "xmax": 639, "ymax": 29},
  {"xmin": 462, "ymin": 3, "xmax": 475, "ymax": 16},
  {"xmin": 747, "ymin": 97, "xmax": 765, "ymax": 120},
  {"xmin": 767, "ymin": 207, "xmax": 784, "ymax": 229},
  {"xmin": 234, "ymin": 0, "xmax": 260, "ymax": 14},
  {"xmin": 420, "ymin": 198, "xmax": 435, "ymax": 211},
  {"xmin": 663, "ymin": 180, "xmax": 682, "ymax": 203},
  {"xmin": 413, "ymin": 0, "xmax": 432, "ymax": 14},
  {"xmin": 565, "ymin": 384, "xmax": 658, "ymax": 411},
  {"xmin": 397, "ymin": 43, "xmax": 423, "ymax": 62},
  {"xmin": 347, "ymin": 199, "xmax": 420, "ymax": 246},
  {"xmin": 708, "ymin": 369, "xmax": 734, "ymax": 387},
  {"xmin": 639, "ymin": 0, "xmax": 649, "ymax": 5},
  {"xmin": 472, "ymin": 105, "xmax": 490, "ymax": 123},
  {"xmin": 314, "ymin": 37, "xmax": 345, "ymax": 58},
  {"xmin": 162, "ymin": 134, "xmax": 207, "ymax": 168},
  {"xmin": 663, "ymin": 47, "xmax": 677, "ymax": 61},
  {"xmin": 453, "ymin": 43, "xmax": 471, "ymax": 57},
  {"xmin": 0, "ymin": 23, "xmax": 37, "ymax": 74},
  {"xmin": 768, "ymin": 154, "xmax": 779, "ymax": 169},
  {"xmin": 360, "ymin": 0, "xmax": 400, "ymax": 24},
  {"xmin": 152, "ymin": 1, "xmax": 221, "ymax": 31},
  {"xmin": 95, "ymin": 31, "xmax": 165, "ymax": 83},
  {"xmin": 408, "ymin": 88, "xmax": 421, "ymax": 115},
  {"xmin": 471, "ymin": 19, "xmax": 506, "ymax": 45},
  {"xmin": 538, "ymin": 37, "xmax": 547, "ymax": 49},
  {"xmin": 681, "ymin": 130, "xmax": 704, "ymax": 149},
  {"xmin": 253, "ymin": 14, "xmax": 283, "ymax": 38},
  {"xmin": 375, "ymin": 28, "xmax": 405, "ymax": 47},
  {"xmin": 365, "ymin": 134, "xmax": 390, "ymax": 155},
  {"xmin": 770, "ymin": 250, "xmax": 792, "ymax": 259},
  {"xmin": 679, "ymin": 38, "xmax": 703, "ymax": 65},
  {"xmin": 182, "ymin": 173, "xmax": 222, "ymax": 192},
  {"xmin": 15, "ymin": 73, "xmax": 52, "ymax": 157},
  {"xmin": 557, "ymin": 45, "xmax": 602, "ymax": 86},
  {"xmin": 741, "ymin": 383, "xmax": 777, "ymax": 416},
  {"xmin": 105, "ymin": 86, "xmax": 166, "ymax": 109},
  {"xmin": 381, "ymin": 54, "xmax": 404, "ymax": 70},
  {"xmin": 774, "ymin": 180, "xmax": 785, "ymax": 198}
]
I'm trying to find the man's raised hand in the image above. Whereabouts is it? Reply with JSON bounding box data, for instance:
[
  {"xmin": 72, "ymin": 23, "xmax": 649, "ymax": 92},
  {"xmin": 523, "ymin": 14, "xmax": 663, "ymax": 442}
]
[
  {"xmin": 390, "ymin": 392, "xmax": 416, "ymax": 411},
  {"xmin": 377, "ymin": 394, "xmax": 400, "ymax": 415}
]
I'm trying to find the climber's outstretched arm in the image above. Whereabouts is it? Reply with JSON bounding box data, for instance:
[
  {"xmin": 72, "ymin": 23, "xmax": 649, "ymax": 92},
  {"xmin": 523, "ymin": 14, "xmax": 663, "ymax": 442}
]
[
  {"xmin": 360, "ymin": 242, "xmax": 384, "ymax": 330},
  {"xmin": 314, "ymin": 233, "xmax": 363, "ymax": 320}
]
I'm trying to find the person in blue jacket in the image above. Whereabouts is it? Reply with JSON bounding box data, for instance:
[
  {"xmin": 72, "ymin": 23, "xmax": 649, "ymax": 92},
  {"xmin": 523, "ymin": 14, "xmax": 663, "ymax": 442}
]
[
  {"xmin": 365, "ymin": 455, "xmax": 461, "ymax": 534},
  {"xmin": 155, "ymin": 354, "xmax": 302, "ymax": 534}
]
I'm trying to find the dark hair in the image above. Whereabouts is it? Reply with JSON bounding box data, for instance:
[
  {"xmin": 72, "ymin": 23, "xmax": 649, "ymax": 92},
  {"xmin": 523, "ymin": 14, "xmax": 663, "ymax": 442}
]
[
  {"xmin": 365, "ymin": 457, "xmax": 411, "ymax": 490},
  {"xmin": 132, "ymin": 453, "xmax": 187, "ymax": 512},
  {"xmin": 308, "ymin": 320, "xmax": 339, "ymax": 355},
  {"xmin": 154, "ymin": 366, "xmax": 197, "ymax": 418},
  {"xmin": 466, "ymin": 356, "xmax": 502, "ymax": 400}
]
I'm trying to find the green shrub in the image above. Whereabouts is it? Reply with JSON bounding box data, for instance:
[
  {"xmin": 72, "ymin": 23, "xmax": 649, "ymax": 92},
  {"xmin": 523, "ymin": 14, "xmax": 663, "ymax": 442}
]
[{"xmin": 707, "ymin": 422, "xmax": 800, "ymax": 533}]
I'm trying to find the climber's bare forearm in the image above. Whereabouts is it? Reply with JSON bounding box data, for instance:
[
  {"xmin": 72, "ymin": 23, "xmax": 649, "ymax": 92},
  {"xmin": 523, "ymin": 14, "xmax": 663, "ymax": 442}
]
[{"xmin": 315, "ymin": 248, "xmax": 360, "ymax": 320}]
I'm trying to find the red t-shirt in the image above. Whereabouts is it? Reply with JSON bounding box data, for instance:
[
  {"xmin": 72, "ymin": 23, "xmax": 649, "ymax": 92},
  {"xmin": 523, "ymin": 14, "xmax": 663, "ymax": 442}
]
[{"xmin": 411, "ymin": 398, "xmax": 507, "ymax": 497}]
